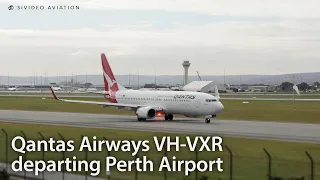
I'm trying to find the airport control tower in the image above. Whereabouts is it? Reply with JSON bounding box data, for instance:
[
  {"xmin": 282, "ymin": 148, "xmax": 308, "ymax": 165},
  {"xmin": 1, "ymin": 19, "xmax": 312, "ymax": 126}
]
[{"xmin": 182, "ymin": 60, "xmax": 191, "ymax": 85}]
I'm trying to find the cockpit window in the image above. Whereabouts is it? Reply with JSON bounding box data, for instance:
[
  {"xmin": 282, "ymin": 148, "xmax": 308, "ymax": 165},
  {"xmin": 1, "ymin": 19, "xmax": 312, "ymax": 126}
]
[{"xmin": 205, "ymin": 99, "xmax": 217, "ymax": 102}]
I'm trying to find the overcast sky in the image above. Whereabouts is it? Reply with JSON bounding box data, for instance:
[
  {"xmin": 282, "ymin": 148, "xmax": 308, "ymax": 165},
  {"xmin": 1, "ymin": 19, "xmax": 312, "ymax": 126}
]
[{"xmin": 1, "ymin": 0, "xmax": 320, "ymax": 76}]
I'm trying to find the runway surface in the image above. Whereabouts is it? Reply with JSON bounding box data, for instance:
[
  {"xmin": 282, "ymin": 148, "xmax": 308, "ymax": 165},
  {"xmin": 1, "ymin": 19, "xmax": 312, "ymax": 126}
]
[
  {"xmin": 1, "ymin": 94, "xmax": 320, "ymax": 101},
  {"xmin": 0, "ymin": 110, "xmax": 319, "ymax": 143}
]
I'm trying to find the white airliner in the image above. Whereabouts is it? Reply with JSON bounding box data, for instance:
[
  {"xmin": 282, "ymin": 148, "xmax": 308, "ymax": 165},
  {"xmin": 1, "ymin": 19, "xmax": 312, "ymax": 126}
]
[
  {"xmin": 8, "ymin": 86, "xmax": 20, "ymax": 91},
  {"xmin": 51, "ymin": 86, "xmax": 62, "ymax": 91},
  {"xmin": 50, "ymin": 53, "xmax": 224, "ymax": 123}
]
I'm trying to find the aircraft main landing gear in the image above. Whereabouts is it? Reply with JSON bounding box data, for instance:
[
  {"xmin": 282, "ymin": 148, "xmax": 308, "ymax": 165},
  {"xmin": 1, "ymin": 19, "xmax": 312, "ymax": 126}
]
[
  {"xmin": 205, "ymin": 118, "xmax": 211, "ymax": 123},
  {"xmin": 164, "ymin": 114, "xmax": 173, "ymax": 121},
  {"xmin": 137, "ymin": 117, "xmax": 146, "ymax": 121}
]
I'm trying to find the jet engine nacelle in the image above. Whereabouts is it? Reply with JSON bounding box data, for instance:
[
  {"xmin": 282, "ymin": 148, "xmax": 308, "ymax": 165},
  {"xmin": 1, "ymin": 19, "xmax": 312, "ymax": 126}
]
[{"xmin": 136, "ymin": 107, "xmax": 156, "ymax": 119}]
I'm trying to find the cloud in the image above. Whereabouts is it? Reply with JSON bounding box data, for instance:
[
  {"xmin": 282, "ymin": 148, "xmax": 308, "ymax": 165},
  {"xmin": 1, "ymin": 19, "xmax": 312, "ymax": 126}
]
[
  {"xmin": 70, "ymin": 51, "xmax": 90, "ymax": 56},
  {"xmin": 0, "ymin": 1, "xmax": 320, "ymax": 76},
  {"xmin": 100, "ymin": 23, "xmax": 154, "ymax": 31},
  {"xmin": 1, "ymin": 19, "xmax": 320, "ymax": 49}
]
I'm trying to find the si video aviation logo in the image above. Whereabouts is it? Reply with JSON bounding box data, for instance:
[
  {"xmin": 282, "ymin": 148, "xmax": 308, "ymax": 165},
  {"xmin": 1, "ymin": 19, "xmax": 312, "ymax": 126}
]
[
  {"xmin": 8, "ymin": 5, "xmax": 14, "ymax": 10},
  {"xmin": 8, "ymin": 5, "xmax": 80, "ymax": 10}
]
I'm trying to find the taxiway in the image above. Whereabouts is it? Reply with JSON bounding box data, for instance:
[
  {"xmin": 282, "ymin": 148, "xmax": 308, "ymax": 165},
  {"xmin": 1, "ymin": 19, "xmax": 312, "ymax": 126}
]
[{"xmin": 0, "ymin": 110, "xmax": 319, "ymax": 143}]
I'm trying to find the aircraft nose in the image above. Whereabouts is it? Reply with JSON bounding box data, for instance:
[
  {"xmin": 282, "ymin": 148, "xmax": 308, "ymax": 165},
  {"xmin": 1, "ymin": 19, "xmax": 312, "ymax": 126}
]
[{"xmin": 214, "ymin": 102, "xmax": 224, "ymax": 114}]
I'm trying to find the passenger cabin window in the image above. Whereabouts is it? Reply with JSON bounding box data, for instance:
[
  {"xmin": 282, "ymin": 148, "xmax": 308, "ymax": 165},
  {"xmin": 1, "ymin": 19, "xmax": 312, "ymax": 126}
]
[{"xmin": 205, "ymin": 99, "xmax": 217, "ymax": 102}]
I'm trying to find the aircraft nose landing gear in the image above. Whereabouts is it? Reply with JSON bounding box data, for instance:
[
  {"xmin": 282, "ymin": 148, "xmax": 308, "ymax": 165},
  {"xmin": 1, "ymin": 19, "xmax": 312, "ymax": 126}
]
[
  {"xmin": 164, "ymin": 114, "xmax": 173, "ymax": 121},
  {"xmin": 205, "ymin": 114, "xmax": 215, "ymax": 123}
]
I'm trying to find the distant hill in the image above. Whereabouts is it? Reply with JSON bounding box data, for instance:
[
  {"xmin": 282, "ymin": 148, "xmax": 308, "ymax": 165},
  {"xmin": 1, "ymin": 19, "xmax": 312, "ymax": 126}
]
[{"xmin": 1, "ymin": 72, "xmax": 320, "ymax": 86}]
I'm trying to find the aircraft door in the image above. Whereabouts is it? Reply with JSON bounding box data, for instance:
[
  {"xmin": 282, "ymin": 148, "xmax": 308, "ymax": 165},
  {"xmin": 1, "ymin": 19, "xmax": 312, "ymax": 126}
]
[{"xmin": 195, "ymin": 97, "xmax": 200, "ymax": 108}]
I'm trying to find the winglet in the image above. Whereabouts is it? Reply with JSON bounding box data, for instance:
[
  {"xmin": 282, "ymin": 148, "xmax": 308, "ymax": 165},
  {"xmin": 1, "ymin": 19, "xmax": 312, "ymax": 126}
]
[
  {"xmin": 215, "ymin": 85, "xmax": 220, "ymax": 99},
  {"xmin": 50, "ymin": 87, "xmax": 60, "ymax": 100}
]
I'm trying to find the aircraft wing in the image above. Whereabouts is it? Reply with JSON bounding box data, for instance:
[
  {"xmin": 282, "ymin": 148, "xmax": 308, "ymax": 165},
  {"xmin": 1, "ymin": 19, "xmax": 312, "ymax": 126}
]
[
  {"xmin": 86, "ymin": 91, "xmax": 108, "ymax": 95},
  {"xmin": 49, "ymin": 87, "xmax": 155, "ymax": 110}
]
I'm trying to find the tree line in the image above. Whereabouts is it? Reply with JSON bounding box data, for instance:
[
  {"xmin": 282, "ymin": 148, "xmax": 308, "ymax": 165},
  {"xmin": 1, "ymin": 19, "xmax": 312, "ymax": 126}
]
[{"xmin": 280, "ymin": 82, "xmax": 320, "ymax": 91}]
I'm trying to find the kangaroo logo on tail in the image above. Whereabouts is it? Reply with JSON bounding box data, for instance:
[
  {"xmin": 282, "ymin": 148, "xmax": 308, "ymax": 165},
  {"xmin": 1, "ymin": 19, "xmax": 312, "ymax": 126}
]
[
  {"xmin": 103, "ymin": 71, "xmax": 117, "ymax": 91},
  {"xmin": 101, "ymin": 53, "xmax": 118, "ymax": 103},
  {"xmin": 101, "ymin": 53, "xmax": 119, "ymax": 92}
]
